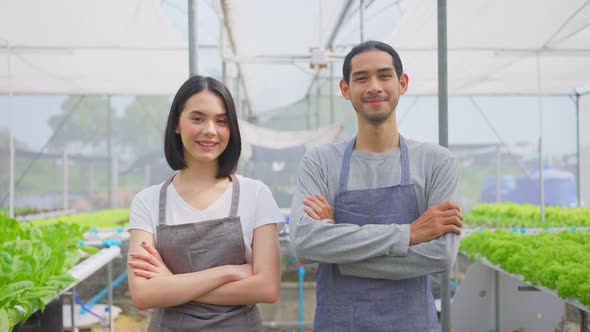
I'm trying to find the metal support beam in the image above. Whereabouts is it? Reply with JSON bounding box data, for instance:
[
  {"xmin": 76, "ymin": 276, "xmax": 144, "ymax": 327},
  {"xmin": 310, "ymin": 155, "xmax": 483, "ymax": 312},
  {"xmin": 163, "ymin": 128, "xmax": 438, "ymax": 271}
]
[
  {"xmin": 188, "ymin": 0, "xmax": 198, "ymax": 76},
  {"xmin": 306, "ymin": 0, "xmax": 355, "ymax": 98},
  {"xmin": 7, "ymin": 43, "xmax": 14, "ymax": 218},
  {"xmin": 437, "ymin": 1, "xmax": 451, "ymax": 332},
  {"xmin": 576, "ymin": 92, "xmax": 582, "ymax": 207},
  {"xmin": 536, "ymin": 54, "xmax": 545, "ymax": 221},
  {"xmin": 106, "ymin": 96, "xmax": 112, "ymax": 209},
  {"xmin": 330, "ymin": 63, "xmax": 335, "ymax": 124},
  {"xmin": 220, "ymin": 0, "xmax": 253, "ymax": 116},
  {"xmin": 63, "ymin": 150, "xmax": 68, "ymax": 210},
  {"xmin": 360, "ymin": 0, "xmax": 366, "ymax": 42}
]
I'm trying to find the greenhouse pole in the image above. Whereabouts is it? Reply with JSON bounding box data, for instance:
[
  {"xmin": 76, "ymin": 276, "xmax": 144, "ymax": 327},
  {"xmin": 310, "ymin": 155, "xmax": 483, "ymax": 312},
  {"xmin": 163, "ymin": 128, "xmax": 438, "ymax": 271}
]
[
  {"xmin": 576, "ymin": 91, "xmax": 582, "ymax": 207},
  {"xmin": 106, "ymin": 96, "xmax": 113, "ymax": 209},
  {"xmin": 496, "ymin": 146, "xmax": 502, "ymax": 202},
  {"xmin": 188, "ymin": 0, "xmax": 198, "ymax": 76},
  {"xmin": 359, "ymin": 0, "xmax": 366, "ymax": 42},
  {"xmin": 144, "ymin": 164, "xmax": 151, "ymax": 187},
  {"xmin": 7, "ymin": 42, "xmax": 14, "ymax": 218},
  {"xmin": 437, "ymin": 1, "xmax": 452, "ymax": 331},
  {"xmin": 536, "ymin": 54, "xmax": 545, "ymax": 221},
  {"xmin": 63, "ymin": 150, "xmax": 69, "ymax": 210},
  {"xmin": 111, "ymin": 157, "xmax": 118, "ymax": 209},
  {"xmin": 316, "ymin": 83, "xmax": 321, "ymax": 129},
  {"xmin": 305, "ymin": 94, "xmax": 313, "ymax": 130},
  {"xmin": 330, "ymin": 63, "xmax": 335, "ymax": 124}
]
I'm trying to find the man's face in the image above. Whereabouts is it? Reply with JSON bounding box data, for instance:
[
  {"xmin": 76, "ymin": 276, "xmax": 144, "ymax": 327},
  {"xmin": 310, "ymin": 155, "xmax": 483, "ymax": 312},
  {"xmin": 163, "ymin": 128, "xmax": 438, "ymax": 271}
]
[{"xmin": 340, "ymin": 49, "xmax": 408, "ymax": 125}]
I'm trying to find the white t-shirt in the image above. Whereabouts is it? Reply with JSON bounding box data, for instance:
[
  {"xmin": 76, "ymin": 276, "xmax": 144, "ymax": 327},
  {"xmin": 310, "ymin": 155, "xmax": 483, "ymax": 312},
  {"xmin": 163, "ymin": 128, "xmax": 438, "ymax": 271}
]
[{"xmin": 128, "ymin": 174, "xmax": 285, "ymax": 263}]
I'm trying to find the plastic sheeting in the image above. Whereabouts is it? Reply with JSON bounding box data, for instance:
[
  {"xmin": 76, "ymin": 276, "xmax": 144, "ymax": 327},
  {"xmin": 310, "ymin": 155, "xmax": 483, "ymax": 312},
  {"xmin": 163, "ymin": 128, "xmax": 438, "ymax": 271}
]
[
  {"xmin": 240, "ymin": 120, "xmax": 343, "ymax": 160},
  {"xmin": 0, "ymin": 0, "xmax": 188, "ymax": 96}
]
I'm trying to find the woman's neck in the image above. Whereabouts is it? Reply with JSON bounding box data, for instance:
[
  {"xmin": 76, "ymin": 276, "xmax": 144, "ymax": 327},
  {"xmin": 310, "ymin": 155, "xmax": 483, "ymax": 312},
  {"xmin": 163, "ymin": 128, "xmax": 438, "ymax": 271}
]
[{"xmin": 176, "ymin": 161, "xmax": 224, "ymax": 187}]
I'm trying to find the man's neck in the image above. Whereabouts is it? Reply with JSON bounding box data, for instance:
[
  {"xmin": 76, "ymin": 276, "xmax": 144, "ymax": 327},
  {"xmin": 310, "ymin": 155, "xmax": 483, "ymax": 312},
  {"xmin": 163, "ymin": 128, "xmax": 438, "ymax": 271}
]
[{"xmin": 355, "ymin": 119, "xmax": 399, "ymax": 153}]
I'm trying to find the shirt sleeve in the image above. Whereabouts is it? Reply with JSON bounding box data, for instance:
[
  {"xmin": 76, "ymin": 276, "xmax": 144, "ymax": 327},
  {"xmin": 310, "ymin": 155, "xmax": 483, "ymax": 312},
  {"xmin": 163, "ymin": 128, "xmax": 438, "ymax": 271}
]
[
  {"xmin": 289, "ymin": 149, "xmax": 411, "ymax": 265},
  {"xmin": 253, "ymin": 181, "xmax": 285, "ymax": 230},
  {"xmin": 338, "ymin": 155, "xmax": 461, "ymax": 280},
  {"xmin": 127, "ymin": 192, "xmax": 156, "ymax": 235}
]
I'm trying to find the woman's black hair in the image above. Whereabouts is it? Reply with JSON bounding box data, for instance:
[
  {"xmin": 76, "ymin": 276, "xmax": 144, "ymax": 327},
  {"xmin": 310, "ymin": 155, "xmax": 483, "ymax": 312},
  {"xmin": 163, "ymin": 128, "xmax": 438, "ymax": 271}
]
[{"xmin": 164, "ymin": 75, "xmax": 241, "ymax": 178}]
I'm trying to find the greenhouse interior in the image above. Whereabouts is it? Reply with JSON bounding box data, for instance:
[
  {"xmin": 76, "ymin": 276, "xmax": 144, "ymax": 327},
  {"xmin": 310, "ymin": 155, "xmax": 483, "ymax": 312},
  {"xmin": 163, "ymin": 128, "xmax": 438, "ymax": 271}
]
[{"xmin": 1, "ymin": 0, "xmax": 590, "ymax": 331}]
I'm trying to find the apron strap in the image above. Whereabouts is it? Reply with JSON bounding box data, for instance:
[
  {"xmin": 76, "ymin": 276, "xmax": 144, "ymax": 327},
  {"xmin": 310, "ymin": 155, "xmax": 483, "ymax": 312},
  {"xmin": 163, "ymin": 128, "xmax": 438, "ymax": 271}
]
[
  {"xmin": 158, "ymin": 176, "xmax": 175, "ymax": 226},
  {"xmin": 229, "ymin": 174, "xmax": 240, "ymax": 217},
  {"xmin": 400, "ymin": 135, "xmax": 411, "ymax": 186},
  {"xmin": 338, "ymin": 136, "xmax": 356, "ymax": 193},
  {"xmin": 338, "ymin": 134, "xmax": 411, "ymax": 192}
]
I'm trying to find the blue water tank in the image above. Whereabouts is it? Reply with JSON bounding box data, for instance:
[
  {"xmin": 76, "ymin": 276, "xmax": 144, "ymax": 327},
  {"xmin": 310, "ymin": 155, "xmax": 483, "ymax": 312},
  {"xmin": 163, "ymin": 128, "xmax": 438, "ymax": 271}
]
[{"xmin": 506, "ymin": 168, "xmax": 577, "ymax": 207}]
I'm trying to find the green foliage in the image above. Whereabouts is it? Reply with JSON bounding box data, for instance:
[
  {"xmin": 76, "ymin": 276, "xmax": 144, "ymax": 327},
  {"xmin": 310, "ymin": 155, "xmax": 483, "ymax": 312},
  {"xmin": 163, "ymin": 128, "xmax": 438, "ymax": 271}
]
[
  {"xmin": 48, "ymin": 96, "xmax": 114, "ymax": 152},
  {"xmin": 30, "ymin": 208, "xmax": 129, "ymax": 228},
  {"xmin": 0, "ymin": 207, "xmax": 42, "ymax": 217},
  {"xmin": 461, "ymin": 229, "xmax": 590, "ymax": 306},
  {"xmin": 464, "ymin": 203, "xmax": 590, "ymax": 227},
  {"xmin": 117, "ymin": 96, "xmax": 169, "ymax": 156},
  {"xmin": 0, "ymin": 214, "xmax": 84, "ymax": 331}
]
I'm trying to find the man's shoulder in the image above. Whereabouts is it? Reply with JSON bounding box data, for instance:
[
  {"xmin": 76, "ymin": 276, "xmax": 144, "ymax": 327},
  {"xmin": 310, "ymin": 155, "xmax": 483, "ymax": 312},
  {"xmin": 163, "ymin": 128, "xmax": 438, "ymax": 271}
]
[
  {"xmin": 305, "ymin": 142, "xmax": 347, "ymax": 160},
  {"xmin": 406, "ymin": 138, "xmax": 455, "ymax": 161}
]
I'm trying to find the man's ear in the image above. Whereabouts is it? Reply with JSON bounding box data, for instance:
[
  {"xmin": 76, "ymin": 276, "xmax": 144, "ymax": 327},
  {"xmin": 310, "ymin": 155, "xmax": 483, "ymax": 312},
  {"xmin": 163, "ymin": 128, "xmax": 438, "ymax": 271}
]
[
  {"xmin": 399, "ymin": 73, "xmax": 409, "ymax": 95},
  {"xmin": 339, "ymin": 80, "xmax": 351, "ymax": 100}
]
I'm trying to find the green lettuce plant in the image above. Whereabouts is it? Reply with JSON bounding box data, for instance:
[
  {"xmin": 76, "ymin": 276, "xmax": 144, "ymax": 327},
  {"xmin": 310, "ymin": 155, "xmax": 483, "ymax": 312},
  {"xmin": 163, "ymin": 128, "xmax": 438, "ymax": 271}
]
[
  {"xmin": 0, "ymin": 215, "xmax": 86, "ymax": 331},
  {"xmin": 460, "ymin": 229, "xmax": 590, "ymax": 306}
]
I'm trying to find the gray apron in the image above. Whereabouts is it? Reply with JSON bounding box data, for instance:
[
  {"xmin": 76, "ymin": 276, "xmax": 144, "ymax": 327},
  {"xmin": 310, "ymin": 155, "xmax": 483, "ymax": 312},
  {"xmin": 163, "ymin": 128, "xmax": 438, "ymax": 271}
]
[
  {"xmin": 148, "ymin": 175, "xmax": 262, "ymax": 332},
  {"xmin": 314, "ymin": 135, "xmax": 439, "ymax": 332}
]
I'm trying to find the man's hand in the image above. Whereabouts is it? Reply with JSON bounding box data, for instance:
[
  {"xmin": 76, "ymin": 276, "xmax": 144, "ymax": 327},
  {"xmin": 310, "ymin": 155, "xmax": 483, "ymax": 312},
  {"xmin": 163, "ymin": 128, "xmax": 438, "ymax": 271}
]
[
  {"xmin": 304, "ymin": 193, "xmax": 335, "ymax": 223},
  {"xmin": 410, "ymin": 201, "xmax": 463, "ymax": 245}
]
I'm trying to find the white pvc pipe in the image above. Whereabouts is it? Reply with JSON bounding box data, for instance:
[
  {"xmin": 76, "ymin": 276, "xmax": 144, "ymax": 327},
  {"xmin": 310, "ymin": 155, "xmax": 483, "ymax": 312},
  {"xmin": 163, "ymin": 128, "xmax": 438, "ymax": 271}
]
[{"xmin": 67, "ymin": 246, "xmax": 121, "ymax": 284}]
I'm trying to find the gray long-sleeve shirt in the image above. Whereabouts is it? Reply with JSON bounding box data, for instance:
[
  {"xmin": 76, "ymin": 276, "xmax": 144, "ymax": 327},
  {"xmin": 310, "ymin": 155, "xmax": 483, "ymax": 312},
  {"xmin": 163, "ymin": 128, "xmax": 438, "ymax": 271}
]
[{"xmin": 289, "ymin": 138, "xmax": 460, "ymax": 280}]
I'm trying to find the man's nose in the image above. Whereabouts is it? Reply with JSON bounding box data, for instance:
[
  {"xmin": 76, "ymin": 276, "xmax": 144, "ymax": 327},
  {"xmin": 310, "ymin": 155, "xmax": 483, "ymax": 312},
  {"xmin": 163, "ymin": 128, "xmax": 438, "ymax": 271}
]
[{"xmin": 367, "ymin": 77, "xmax": 382, "ymax": 93}]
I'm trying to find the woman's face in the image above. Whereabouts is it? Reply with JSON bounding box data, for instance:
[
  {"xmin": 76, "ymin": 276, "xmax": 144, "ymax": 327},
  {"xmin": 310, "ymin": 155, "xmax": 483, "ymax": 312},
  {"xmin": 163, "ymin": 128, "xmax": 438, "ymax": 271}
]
[{"xmin": 176, "ymin": 90, "xmax": 230, "ymax": 165}]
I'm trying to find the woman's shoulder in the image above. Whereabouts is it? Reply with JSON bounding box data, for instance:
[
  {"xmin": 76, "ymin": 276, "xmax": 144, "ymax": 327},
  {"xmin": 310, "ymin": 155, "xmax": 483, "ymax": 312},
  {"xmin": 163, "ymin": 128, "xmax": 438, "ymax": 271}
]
[
  {"xmin": 132, "ymin": 181, "xmax": 168, "ymax": 205},
  {"xmin": 234, "ymin": 174, "xmax": 269, "ymax": 192}
]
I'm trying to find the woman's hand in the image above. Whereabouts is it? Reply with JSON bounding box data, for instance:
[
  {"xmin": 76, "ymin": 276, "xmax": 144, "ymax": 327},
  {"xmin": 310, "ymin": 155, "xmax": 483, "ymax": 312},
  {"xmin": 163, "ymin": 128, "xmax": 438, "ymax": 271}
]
[
  {"xmin": 128, "ymin": 241, "xmax": 172, "ymax": 279},
  {"xmin": 304, "ymin": 193, "xmax": 335, "ymax": 223}
]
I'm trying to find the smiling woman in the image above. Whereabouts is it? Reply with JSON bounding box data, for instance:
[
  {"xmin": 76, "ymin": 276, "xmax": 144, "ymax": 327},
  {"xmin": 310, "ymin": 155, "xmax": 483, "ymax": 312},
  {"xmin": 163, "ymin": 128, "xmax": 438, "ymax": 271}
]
[{"xmin": 126, "ymin": 75, "xmax": 284, "ymax": 332}]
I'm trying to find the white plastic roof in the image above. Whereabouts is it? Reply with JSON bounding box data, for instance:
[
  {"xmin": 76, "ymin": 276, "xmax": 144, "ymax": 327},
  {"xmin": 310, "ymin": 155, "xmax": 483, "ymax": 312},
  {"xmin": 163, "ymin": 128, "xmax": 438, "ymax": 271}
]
[
  {"xmin": 389, "ymin": 0, "xmax": 590, "ymax": 96},
  {"xmin": 1, "ymin": 0, "xmax": 589, "ymax": 113},
  {"xmin": 220, "ymin": 0, "xmax": 590, "ymax": 112},
  {"xmin": 0, "ymin": 0, "xmax": 188, "ymax": 96}
]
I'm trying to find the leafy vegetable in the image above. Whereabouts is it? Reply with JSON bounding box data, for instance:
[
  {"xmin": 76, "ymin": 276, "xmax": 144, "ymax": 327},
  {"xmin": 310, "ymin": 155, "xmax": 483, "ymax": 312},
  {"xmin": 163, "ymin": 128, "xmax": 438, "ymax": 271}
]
[
  {"xmin": 461, "ymin": 229, "xmax": 590, "ymax": 306},
  {"xmin": 464, "ymin": 203, "xmax": 590, "ymax": 227},
  {"xmin": 0, "ymin": 214, "xmax": 84, "ymax": 331}
]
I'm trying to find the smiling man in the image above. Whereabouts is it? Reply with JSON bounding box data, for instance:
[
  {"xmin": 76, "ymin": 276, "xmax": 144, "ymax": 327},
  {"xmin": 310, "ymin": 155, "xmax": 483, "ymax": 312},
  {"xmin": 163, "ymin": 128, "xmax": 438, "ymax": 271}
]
[{"xmin": 289, "ymin": 40, "xmax": 464, "ymax": 332}]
